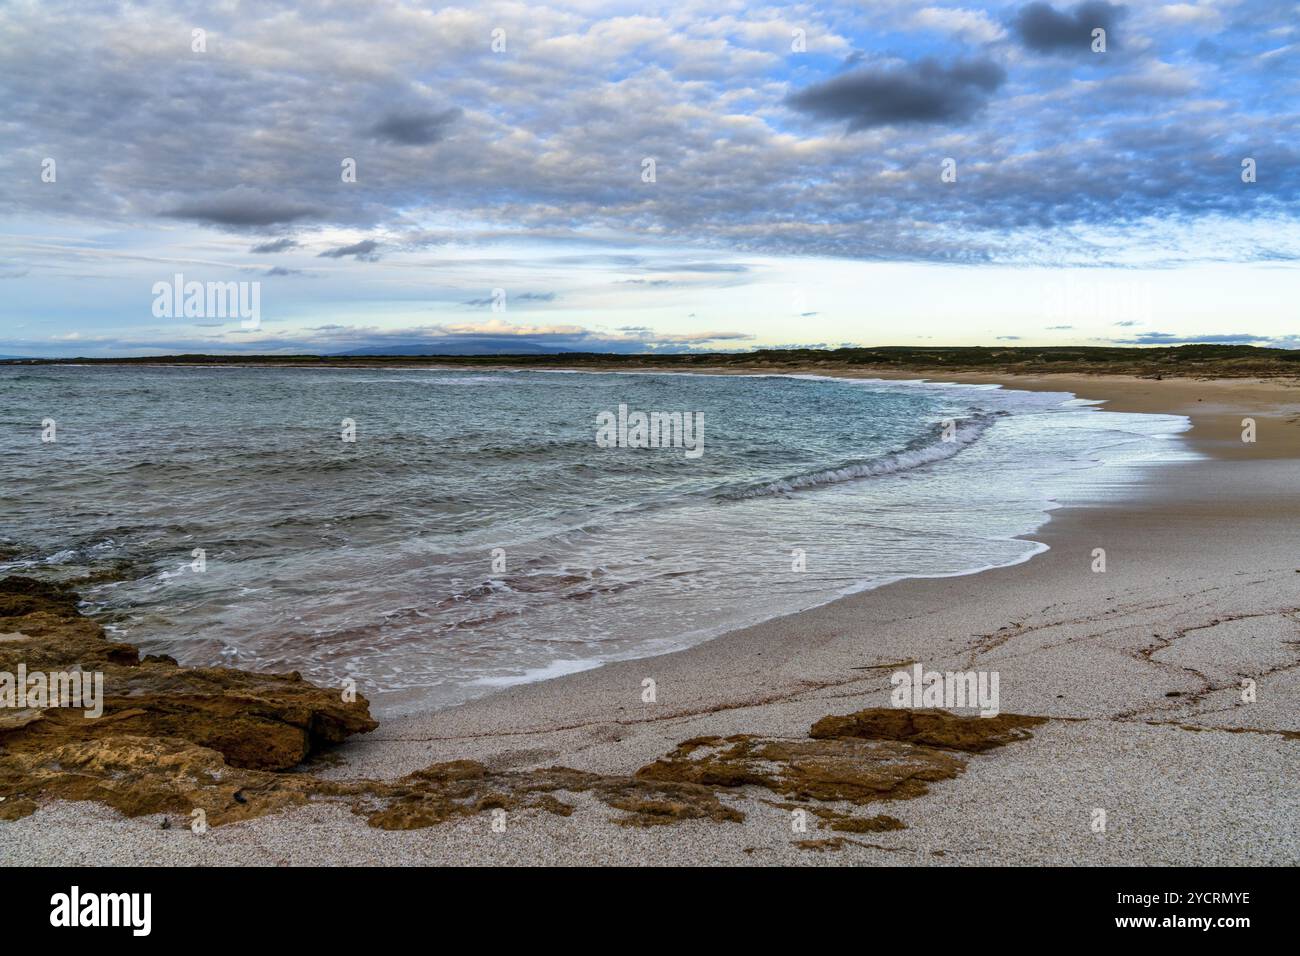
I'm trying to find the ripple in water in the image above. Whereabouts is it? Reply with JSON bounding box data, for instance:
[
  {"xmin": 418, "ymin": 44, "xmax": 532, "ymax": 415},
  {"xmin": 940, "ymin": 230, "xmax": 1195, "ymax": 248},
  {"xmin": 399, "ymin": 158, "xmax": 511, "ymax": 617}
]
[{"xmin": 0, "ymin": 365, "xmax": 1195, "ymax": 714}]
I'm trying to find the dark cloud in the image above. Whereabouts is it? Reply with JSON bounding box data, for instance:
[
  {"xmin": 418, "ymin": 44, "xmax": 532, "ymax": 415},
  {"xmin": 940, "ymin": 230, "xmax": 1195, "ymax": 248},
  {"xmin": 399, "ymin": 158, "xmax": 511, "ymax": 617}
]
[
  {"xmin": 264, "ymin": 266, "xmax": 302, "ymax": 276},
  {"xmin": 317, "ymin": 240, "xmax": 381, "ymax": 261},
  {"xmin": 1013, "ymin": 2, "xmax": 1124, "ymax": 53},
  {"xmin": 162, "ymin": 189, "xmax": 322, "ymax": 228},
  {"xmin": 787, "ymin": 58, "xmax": 1006, "ymax": 130},
  {"xmin": 368, "ymin": 108, "xmax": 462, "ymax": 145},
  {"xmin": 251, "ymin": 237, "xmax": 299, "ymax": 254},
  {"xmin": 1, "ymin": 1, "xmax": 1296, "ymax": 277}
]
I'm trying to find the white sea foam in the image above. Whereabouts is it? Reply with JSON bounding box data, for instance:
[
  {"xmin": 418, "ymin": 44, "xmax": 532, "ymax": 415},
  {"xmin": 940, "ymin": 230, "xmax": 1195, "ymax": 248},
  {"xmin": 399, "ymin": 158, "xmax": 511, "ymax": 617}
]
[
  {"xmin": 2, "ymin": 364, "xmax": 1199, "ymax": 716},
  {"xmin": 468, "ymin": 658, "xmax": 604, "ymax": 686},
  {"xmin": 721, "ymin": 411, "xmax": 1003, "ymax": 499}
]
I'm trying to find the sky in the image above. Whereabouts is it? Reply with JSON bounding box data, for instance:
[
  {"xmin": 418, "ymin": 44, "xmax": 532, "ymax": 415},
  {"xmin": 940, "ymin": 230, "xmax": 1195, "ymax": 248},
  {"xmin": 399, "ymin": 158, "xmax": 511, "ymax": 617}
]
[{"xmin": 1, "ymin": 0, "xmax": 1297, "ymax": 357}]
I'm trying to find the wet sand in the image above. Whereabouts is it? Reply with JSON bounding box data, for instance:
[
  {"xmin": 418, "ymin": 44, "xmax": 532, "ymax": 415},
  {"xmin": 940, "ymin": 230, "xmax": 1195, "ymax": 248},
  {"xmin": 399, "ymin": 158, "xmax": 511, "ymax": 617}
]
[{"xmin": 5, "ymin": 372, "xmax": 1300, "ymax": 865}]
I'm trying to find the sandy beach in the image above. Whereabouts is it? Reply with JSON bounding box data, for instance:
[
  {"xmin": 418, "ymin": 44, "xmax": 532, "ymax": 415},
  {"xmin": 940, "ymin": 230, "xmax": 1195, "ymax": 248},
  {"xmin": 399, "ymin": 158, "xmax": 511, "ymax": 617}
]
[{"xmin": 4, "ymin": 370, "xmax": 1299, "ymax": 866}]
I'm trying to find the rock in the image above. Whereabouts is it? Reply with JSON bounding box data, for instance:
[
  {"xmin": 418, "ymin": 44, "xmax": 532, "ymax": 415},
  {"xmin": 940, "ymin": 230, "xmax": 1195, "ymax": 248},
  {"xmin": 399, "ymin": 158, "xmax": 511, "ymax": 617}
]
[
  {"xmin": 808, "ymin": 707, "xmax": 1047, "ymax": 752},
  {"xmin": 637, "ymin": 709, "xmax": 1052, "ymax": 810},
  {"xmin": 0, "ymin": 735, "xmax": 316, "ymax": 824},
  {"xmin": 0, "ymin": 576, "xmax": 377, "ymax": 772},
  {"xmin": 636, "ymin": 733, "xmax": 968, "ymax": 804},
  {"xmin": 0, "ymin": 577, "xmax": 1051, "ymax": 835}
]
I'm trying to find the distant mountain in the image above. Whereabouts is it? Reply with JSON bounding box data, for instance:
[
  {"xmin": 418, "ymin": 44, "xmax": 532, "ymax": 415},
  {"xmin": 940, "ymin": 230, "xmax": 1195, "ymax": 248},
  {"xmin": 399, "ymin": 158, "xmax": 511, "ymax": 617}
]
[{"xmin": 330, "ymin": 340, "xmax": 575, "ymax": 357}]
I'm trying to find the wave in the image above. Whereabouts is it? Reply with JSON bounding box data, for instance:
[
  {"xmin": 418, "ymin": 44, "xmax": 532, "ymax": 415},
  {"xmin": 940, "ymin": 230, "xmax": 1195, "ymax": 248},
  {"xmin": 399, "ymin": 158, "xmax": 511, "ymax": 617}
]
[{"xmin": 717, "ymin": 411, "xmax": 1005, "ymax": 500}]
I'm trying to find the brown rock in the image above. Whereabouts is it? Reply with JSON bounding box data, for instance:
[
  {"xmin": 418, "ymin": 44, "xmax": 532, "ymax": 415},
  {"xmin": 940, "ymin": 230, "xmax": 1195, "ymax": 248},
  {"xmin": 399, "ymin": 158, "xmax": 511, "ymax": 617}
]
[
  {"xmin": 809, "ymin": 707, "xmax": 1047, "ymax": 752},
  {"xmin": 0, "ymin": 576, "xmax": 377, "ymax": 771},
  {"xmin": 0, "ymin": 577, "xmax": 1051, "ymax": 837},
  {"xmin": 637, "ymin": 734, "xmax": 968, "ymax": 804}
]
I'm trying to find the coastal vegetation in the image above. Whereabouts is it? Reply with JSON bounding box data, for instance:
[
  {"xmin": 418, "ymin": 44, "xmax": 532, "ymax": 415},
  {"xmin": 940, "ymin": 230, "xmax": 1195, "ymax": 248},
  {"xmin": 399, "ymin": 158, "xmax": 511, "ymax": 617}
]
[{"xmin": 8, "ymin": 344, "xmax": 1299, "ymax": 378}]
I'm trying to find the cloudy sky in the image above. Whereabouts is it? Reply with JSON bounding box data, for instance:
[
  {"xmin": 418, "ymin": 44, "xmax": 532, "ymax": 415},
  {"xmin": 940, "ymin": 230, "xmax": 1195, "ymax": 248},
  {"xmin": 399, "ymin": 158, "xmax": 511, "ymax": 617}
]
[{"xmin": 1, "ymin": 0, "xmax": 1297, "ymax": 357}]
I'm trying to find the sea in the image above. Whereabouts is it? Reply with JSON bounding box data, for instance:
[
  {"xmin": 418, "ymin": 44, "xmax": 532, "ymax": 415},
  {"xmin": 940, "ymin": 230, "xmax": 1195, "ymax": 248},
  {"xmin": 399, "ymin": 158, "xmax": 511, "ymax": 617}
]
[{"xmin": 0, "ymin": 364, "xmax": 1196, "ymax": 714}]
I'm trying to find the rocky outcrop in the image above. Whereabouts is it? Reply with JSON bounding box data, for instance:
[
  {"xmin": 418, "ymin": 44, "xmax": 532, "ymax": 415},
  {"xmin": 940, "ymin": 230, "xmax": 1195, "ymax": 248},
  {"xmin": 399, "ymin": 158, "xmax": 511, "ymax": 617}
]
[
  {"xmin": 0, "ymin": 576, "xmax": 376, "ymax": 796},
  {"xmin": 0, "ymin": 576, "xmax": 1051, "ymax": 833},
  {"xmin": 808, "ymin": 708, "xmax": 1047, "ymax": 752},
  {"xmin": 634, "ymin": 710, "xmax": 1046, "ymax": 809}
]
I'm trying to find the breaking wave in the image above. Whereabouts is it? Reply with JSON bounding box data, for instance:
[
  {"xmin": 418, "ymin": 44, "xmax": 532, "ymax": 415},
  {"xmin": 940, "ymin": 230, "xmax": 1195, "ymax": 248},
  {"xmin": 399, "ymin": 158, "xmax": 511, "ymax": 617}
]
[{"xmin": 717, "ymin": 411, "xmax": 1005, "ymax": 500}]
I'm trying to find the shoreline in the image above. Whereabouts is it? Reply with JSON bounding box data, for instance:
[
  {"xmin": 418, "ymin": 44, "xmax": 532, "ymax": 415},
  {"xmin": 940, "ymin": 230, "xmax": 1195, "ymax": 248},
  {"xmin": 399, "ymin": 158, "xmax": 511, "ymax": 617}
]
[
  {"xmin": 3, "ymin": 369, "xmax": 1299, "ymax": 865},
  {"xmin": 374, "ymin": 365, "xmax": 1290, "ymax": 717}
]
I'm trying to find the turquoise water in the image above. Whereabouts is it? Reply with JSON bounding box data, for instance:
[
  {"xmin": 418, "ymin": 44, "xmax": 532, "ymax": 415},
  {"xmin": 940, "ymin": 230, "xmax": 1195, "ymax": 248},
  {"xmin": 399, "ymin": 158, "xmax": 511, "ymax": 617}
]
[{"xmin": 0, "ymin": 365, "xmax": 1192, "ymax": 713}]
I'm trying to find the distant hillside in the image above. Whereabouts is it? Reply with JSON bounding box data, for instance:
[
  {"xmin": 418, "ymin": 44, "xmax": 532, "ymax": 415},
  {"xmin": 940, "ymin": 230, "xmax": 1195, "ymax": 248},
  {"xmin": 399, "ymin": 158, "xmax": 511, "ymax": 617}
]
[
  {"xmin": 331, "ymin": 340, "xmax": 574, "ymax": 357},
  {"xmin": 6, "ymin": 344, "xmax": 1300, "ymax": 378}
]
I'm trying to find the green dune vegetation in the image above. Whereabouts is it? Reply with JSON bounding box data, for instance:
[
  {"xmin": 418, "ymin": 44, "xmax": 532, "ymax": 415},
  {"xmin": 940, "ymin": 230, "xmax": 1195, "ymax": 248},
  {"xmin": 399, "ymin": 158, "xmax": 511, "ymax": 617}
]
[{"xmin": 6, "ymin": 344, "xmax": 1300, "ymax": 378}]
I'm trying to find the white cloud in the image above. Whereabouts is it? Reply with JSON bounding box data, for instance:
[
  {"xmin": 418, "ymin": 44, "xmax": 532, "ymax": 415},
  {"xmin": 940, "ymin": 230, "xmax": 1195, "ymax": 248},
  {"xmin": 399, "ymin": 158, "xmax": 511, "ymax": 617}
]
[
  {"xmin": 1152, "ymin": 3, "xmax": 1223, "ymax": 28},
  {"xmin": 911, "ymin": 6, "xmax": 1007, "ymax": 43}
]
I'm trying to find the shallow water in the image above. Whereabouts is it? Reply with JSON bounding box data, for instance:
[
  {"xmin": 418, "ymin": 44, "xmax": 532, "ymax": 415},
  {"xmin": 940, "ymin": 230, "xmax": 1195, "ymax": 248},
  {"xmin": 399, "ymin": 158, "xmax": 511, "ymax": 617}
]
[{"xmin": 0, "ymin": 365, "xmax": 1194, "ymax": 714}]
